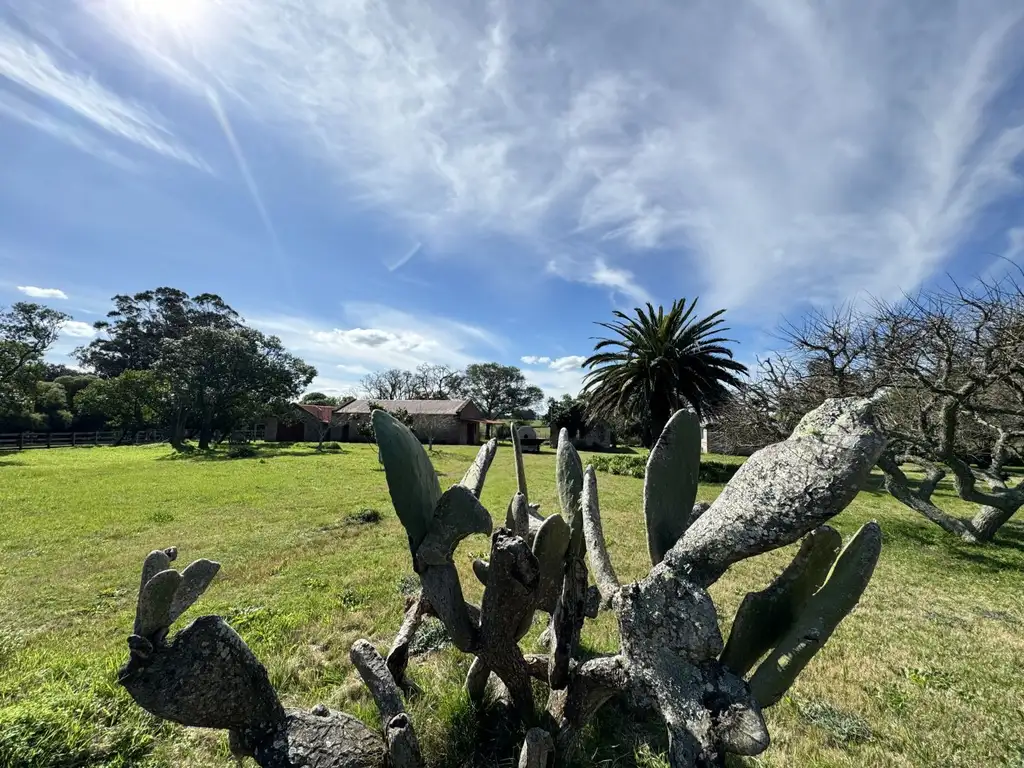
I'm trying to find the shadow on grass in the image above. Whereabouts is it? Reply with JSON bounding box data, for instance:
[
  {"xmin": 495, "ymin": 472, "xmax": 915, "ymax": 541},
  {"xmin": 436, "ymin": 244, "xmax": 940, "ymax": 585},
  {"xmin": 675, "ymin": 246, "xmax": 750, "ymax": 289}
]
[
  {"xmin": 880, "ymin": 513, "xmax": 1024, "ymax": 573},
  {"xmin": 157, "ymin": 445, "xmax": 348, "ymax": 462},
  {"xmin": 0, "ymin": 456, "xmax": 25, "ymax": 466}
]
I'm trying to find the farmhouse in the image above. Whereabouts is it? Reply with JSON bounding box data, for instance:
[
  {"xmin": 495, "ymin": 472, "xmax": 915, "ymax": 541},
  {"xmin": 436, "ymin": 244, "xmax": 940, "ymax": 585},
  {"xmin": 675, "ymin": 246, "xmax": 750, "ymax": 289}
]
[
  {"xmin": 265, "ymin": 399, "xmax": 492, "ymax": 445},
  {"xmin": 337, "ymin": 399, "xmax": 488, "ymax": 445}
]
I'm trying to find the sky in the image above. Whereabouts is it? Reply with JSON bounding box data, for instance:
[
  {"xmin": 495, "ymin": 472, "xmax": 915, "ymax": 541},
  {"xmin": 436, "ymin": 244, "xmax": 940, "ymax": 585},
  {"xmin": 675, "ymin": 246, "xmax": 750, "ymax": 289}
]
[{"xmin": 2, "ymin": 0, "xmax": 1023, "ymax": 400}]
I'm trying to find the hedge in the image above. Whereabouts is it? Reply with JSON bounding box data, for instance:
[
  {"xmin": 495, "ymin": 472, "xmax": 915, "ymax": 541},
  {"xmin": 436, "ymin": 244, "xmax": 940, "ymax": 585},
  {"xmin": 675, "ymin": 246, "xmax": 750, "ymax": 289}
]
[{"xmin": 589, "ymin": 454, "xmax": 740, "ymax": 483}]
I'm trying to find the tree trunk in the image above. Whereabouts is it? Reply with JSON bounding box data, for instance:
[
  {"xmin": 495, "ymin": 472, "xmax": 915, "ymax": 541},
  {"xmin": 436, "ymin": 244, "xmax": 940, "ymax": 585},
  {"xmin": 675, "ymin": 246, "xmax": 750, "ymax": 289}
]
[
  {"xmin": 877, "ymin": 457, "xmax": 979, "ymax": 543},
  {"xmin": 169, "ymin": 407, "xmax": 186, "ymax": 451},
  {"xmin": 969, "ymin": 502, "xmax": 1022, "ymax": 542}
]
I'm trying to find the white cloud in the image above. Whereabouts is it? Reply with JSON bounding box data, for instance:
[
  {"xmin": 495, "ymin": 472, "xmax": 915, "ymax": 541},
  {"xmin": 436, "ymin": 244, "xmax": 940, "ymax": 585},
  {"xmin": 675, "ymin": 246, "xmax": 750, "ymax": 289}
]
[
  {"xmin": 17, "ymin": 285, "xmax": 67, "ymax": 299},
  {"xmin": 90, "ymin": 0, "xmax": 1024, "ymax": 313},
  {"xmin": 61, "ymin": 320, "xmax": 96, "ymax": 337},
  {"xmin": 251, "ymin": 303, "xmax": 506, "ymax": 394},
  {"xmin": 520, "ymin": 355, "xmax": 551, "ymax": 365},
  {"xmin": 0, "ymin": 19, "xmax": 207, "ymax": 170},
  {"xmin": 549, "ymin": 355, "xmax": 586, "ymax": 372}
]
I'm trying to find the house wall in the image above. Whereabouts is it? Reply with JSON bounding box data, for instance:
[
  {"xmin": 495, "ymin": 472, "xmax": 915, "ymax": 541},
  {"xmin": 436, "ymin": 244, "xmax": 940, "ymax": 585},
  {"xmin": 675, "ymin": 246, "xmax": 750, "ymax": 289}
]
[
  {"xmin": 265, "ymin": 417, "xmax": 279, "ymax": 441},
  {"xmin": 334, "ymin": 413, "xmax": 470, "ymax": 445}
]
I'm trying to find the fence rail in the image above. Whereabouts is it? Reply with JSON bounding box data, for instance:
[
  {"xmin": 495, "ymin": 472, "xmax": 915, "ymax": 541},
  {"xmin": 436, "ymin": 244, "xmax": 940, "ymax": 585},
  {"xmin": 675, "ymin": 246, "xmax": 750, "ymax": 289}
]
[
  {"xmin": 0, "ymin": 425, "xmax": 265, "ymax": 452},
  {"xmin": 0, "ymin": 430, "xmax": 168, "ymax": 451}
]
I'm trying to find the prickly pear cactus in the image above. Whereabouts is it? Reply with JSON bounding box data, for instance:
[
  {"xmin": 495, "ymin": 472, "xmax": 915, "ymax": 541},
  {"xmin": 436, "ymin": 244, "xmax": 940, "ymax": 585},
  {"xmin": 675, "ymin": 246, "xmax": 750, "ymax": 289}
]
[{"xmin": 116, "ymin": 397, "xmax": 886, "ymax": 768}]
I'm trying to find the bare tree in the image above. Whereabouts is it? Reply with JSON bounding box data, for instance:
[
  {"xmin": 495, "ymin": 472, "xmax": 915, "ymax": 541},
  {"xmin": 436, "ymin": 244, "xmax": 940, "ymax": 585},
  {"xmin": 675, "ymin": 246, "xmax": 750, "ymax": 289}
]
[
  {"xmin": 410, "ymin": 364, "xmax": 465, "ymax": 400},
  {"xmin": 871, "ymin": 276, "xmax": 1024, "ymax": 542},
  {"xmin": 361, "ymin": 369, "xmax": 415, "ymax": 400},
  {"xmin": 416, "ymin": 413, "xmax": 451, "ymax": 451},
  {"xmin": 716, "ymin": 307, "xmax": 880, "ymax": 453}
]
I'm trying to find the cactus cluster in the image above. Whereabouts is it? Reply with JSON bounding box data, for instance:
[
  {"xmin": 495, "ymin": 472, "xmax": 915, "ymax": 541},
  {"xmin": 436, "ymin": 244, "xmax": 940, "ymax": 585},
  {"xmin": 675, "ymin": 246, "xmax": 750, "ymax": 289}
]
[{"xmin": 116, "ymin": 397, "xmax": 886, "ymax": 768}]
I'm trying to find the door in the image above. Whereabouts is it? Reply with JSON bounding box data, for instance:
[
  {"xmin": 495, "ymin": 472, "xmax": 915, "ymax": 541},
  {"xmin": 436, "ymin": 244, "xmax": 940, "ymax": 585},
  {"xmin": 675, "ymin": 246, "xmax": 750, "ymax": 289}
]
[{"xmin": 467, "ymin": 422, "xmax": 479, "ymax": 445}]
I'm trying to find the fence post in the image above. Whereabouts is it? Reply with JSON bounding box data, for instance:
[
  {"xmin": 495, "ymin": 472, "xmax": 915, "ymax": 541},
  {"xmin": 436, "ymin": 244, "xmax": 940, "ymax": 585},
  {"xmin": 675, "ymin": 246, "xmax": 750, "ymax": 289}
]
[
  {"xmin": 46, "ymin": 432, "xmax": 51, "ymax": 449},
  {"xmin": 94, "ymin": 431, "xmax": 99, "ymax": 446},
  {"xmin": 18, "ymin": 432, "xmax": 24, "ymax": 450},
  {"xmin": 72, "ymin": 432, "xmax": 76, "ymax": 447}
]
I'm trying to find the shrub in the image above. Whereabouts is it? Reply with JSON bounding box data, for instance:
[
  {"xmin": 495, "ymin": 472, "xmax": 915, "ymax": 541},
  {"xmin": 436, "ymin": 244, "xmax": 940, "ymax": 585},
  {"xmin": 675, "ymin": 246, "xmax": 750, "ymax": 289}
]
[
  {"xmin": 322, "ymin": 441, "xmax": 343, "ymax": 451},
  {"xmin": 590, "ymin": 455, "xmax": 741, "ymax": 483}
]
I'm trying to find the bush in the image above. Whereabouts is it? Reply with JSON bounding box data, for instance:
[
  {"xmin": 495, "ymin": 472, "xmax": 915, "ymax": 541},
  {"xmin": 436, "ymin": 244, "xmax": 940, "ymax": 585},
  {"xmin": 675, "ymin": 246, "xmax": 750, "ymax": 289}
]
[
  {"xmin": 590, "ymin": 455, "xmax": 741, "ymax": 483},
  {"xmin": 322, "ymin": 441, "xmax": 342, "ymax": 451},
  {"xmin": 226, "ymin": 444, "xmax": 259, "ymax": 459}
]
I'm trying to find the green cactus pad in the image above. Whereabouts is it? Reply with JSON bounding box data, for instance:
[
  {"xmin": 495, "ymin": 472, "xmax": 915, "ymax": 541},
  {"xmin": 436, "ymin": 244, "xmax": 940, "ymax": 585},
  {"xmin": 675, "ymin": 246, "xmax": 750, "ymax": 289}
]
[
  {"xmin": 644, "ymin": 409, "xmax": 702, "ymax": 566},
  {"xmin": 373, "ymin": 409, "xmax": 442, "ymax": 551},
  {"xmin": 556, "ymin": 429, "xmax": 585, "ymax": 557},
  {"xmin": 511, "ymin": 421, "xmax": 529, "ymax": 501},
  {"xmin": 533, "ymin": 513, "xmax": 571, "ymax": 612},
  {"xmin": 416, "ymin": 485, "xmax": 493, "ymax": 567},
  {"xmin": 721, "ymin": 526, "xmax": 842, "ymax": 676},
  {"xmin": 748, "ymin": 521, "xmax": 882, "ymax": 707}
]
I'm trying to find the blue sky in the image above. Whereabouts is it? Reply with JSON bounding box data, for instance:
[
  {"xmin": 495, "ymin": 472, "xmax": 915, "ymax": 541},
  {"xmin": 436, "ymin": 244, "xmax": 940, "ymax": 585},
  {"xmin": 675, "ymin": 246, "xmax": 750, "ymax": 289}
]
[{"xmin": 2, "ymin": 0, "xmax": 1023, "ymax": 399}]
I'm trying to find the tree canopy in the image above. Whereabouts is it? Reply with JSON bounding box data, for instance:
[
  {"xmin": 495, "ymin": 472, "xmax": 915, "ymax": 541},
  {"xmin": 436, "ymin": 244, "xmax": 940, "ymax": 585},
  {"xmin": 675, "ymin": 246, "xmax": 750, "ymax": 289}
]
[
  {"xmin": 583, "ymin": 300, "xmax": 747, "ymax": 446},
  {"xmin": 463, "ymin": 362, "xmax": 543, "ymax": 419},
  {"xmin": 76, "ymin": 288, "xmax": 239, "ymax": 377}
]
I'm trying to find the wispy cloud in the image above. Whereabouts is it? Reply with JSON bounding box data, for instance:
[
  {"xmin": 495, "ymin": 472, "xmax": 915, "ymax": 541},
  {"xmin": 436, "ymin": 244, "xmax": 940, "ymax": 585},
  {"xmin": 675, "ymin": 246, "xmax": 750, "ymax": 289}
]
[
  {"xmin": 0, "ymin": 19, "xmax": 206, "ymax": 170},
  {"xmin": 251, "ymin": 302, "xmax": 506, "ymax": 392},
  {"xmin": 204, "ymin": 85, "xmax": 288, "ymax": 267},
  {"xmin": 62, "ymin": 320, "xmax": 96, "ymax": 338},
  {"xmin": 546, "ymin": 258, "xmax": 651, "ymax": 305},
  {"xmin": 388, "ymin": 242, "xmax": 422, "ymax": 272},
  {"xmin": 17, "ymin": 285, "xmax": 67, "ymax": 299},
  {"xmin": 0, "ymin": 91, "xmax": 136, "ymax": 169},
  {"xmin": 85, "ymin": 0, "xmax": 1024, "ymax": 312}
]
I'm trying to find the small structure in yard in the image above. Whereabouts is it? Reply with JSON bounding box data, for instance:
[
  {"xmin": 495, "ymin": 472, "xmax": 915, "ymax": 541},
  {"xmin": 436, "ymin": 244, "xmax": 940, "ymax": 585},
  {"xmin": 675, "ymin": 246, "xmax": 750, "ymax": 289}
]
[
  {"xmin": 516, "ymin": 425, "xmax": 545, "ymax": 453},
  {"xmin": 336, "ymin": 399, "xmax": 487, "ymax": 445}
]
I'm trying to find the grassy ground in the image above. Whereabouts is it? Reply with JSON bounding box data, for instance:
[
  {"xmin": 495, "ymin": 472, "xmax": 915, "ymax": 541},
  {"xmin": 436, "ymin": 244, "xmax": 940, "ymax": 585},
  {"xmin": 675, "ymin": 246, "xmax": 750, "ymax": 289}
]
[{"xmin": 0, "ymin": 442, "xmax": 1022, "ymax": 767}]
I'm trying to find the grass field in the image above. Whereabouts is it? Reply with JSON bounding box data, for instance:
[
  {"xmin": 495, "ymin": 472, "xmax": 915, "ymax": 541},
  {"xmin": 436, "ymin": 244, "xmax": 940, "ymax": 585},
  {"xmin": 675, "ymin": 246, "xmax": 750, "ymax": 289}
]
[{"xmin": 1, "ymin": 442, "xmax": 1023, "ymax": 767}]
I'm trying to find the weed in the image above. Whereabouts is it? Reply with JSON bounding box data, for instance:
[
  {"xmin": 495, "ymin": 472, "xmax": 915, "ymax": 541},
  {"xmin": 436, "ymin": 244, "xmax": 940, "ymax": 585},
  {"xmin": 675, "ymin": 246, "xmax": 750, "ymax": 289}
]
[
  {"xmin": 345, "ymin": 508, "xmax": 382, "ymax": 525},
  {"xmin": 796, "ymin": 699, "xmax": 873, "ymax": 745}
]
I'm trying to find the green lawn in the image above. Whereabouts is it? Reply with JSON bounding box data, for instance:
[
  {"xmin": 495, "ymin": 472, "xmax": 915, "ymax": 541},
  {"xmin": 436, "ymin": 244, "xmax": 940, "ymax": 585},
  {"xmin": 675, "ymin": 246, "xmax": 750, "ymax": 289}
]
[{"xmin": 0, "ymin": 443, "xmax": 1022, "ymax": 767}]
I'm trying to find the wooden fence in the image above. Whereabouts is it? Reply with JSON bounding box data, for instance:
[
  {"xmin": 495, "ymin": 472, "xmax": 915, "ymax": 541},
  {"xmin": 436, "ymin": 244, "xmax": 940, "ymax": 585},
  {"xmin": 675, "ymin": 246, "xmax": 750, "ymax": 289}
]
[
  {"xmin": 0, "ymin": 430, "xmax": 165, "ymax": 451},
  {"xmin": 0, "ymin": 426, "xmax": 263, "ymax": 452}
]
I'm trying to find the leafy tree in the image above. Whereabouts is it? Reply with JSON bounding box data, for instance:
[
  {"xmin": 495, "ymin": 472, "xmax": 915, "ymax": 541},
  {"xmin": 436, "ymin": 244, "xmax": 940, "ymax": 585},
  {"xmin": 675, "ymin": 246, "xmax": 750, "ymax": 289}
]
[
  {"xmin": 53, "ymin": 374, "xmax": 98, "ymax": 402},
  {"xmin": 75, "ymin": 371, "xmax": 170, "ymax": 436},
  {"xmin": 34, "ymin": 381, "xmax": 72, "ymax": 430},
  {"xmin": 159, "ymin": 327, "xmax": 315, "ymax": 450},
  {"xmin": 583, "ymin": 300, "xmax": 747, "ymax": 446},
  {"xmin": 300, "ymin": 392, "xmax": 355, "ymax": 407},
  {"xmin": 0, "ymin": 302, "xmax": 69, "ymax": 430},
  {"xmin": 545, "ymin": 394, "xmax": 590, "ymax": 441},
  {"xmin": 41, "ymin": 363, "xmax": 81, "ymax": 380},
  {"xmin": 463, "ymin": 363, "xmax": 543, "ymax": 419},
  {"xmin": 76, "ymin": 288, "xmax": 238, "ymax": 377},
  {"xmin": 1, "ymin": 302, "xmax": 69, "ymax": 385}
]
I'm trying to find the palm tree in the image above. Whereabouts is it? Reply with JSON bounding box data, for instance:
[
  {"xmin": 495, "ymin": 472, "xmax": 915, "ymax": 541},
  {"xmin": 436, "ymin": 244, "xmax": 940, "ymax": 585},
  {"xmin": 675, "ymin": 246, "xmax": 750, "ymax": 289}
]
[{"xmin": 583, "ymin": 299, "xmax": 747, "ymax": 446}]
